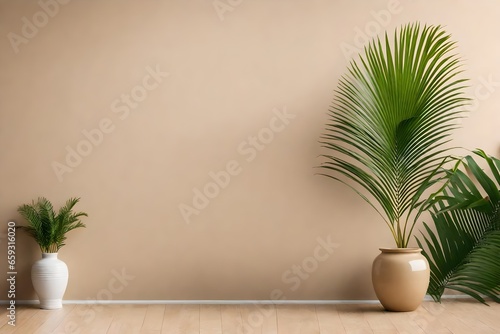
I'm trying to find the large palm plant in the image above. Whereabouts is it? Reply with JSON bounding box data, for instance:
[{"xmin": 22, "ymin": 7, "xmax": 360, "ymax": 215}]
[
  {"xmin": 417, "ymin": 150, "xmax": 500, "ymax": 303},
  {"xmin": 319, "ymin": 23, "xmax": 469, "ymax": 247},
  {"xmin": 18, "ymin": 197, "xmax": 87, "ymax": 253}
]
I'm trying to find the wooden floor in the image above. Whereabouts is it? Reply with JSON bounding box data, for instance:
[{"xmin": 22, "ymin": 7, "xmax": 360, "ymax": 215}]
[{"xmin": 1, "ymin": 300, "xmax": 499, "ymax": 333}]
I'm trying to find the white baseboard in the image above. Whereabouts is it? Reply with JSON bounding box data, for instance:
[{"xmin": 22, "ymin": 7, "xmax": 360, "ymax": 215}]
[
  {"xmin": 2, "ymin": 299, "xmax": 381, "ymax": 305},
  {"xmin": 0, "ymin": 295, "xmax": 477, "ymax": 305}
]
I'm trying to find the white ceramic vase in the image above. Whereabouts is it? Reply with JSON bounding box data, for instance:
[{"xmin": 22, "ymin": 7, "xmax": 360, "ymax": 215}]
[{"xmin": 31, "ymin": 253, "xmax": 68, "ymax": 309}]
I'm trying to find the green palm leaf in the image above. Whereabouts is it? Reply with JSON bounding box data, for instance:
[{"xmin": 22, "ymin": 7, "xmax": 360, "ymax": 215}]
[
  {"xmin": 319, "ymin": 23, "xmax": 469, "ymax": 247},
  {"xmin": 417, "ymin": 150, "xmax": 500, "ymax": 303},
  {"xmin": 17, "ymin": 197, "xmax": 87, "ymax": 253}
]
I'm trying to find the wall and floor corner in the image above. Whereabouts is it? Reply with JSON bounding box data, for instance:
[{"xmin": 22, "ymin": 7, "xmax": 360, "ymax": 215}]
[{"xmin": 0, "ymin": 0, "xmax": 499, "ymax": 302}]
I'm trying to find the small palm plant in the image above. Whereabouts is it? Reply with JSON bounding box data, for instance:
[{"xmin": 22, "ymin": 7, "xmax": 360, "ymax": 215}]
[
  {"xmin": 17, "ymin": 197, "xmax": 87, "ymax": 253},
  {"xmin": 319, "ymin": 22, "xmax": 469, "ymax": 247},
  {"xmin": 417, "ymin": 150, "xmax": 500, "ymax": 304}
]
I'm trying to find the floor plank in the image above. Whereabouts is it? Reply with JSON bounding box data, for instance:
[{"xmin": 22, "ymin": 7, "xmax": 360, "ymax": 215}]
[
  {"xmin": 276, "ymin": 305, "xmax": 320, "ymax": 334},
  {"xmin": 239, "ymin": 304, "xmax": 263, "ymax": 334},
  {"xmin": 336, "ymin": 304, "xmax": 373, "ymax": 334},
  {"xmin": 200, "ymin": 304, "xmax": 222, "ymax": 334},
  {"xmin": 49, "ymin": 303, "xmax": 117, "ymax": 334},
  {"xmin": 468, "ymin": 300, "xmax": 500, "ymax": 332},
  {"xmin": 411, "ymin": 302, "xmax": 453, "ymax": 334},
  {"xmin": 385, "ymin": 308, "xmax": 428, "ymax": 334},
  {"xmin": 161, "ymin": 304, "xmax": 199, "ymax": 334},
  {"xmin": 106, "ymin": 305, "xmax": 148, "ymax": 334},
  {"xmin": 238, "ymin": 303, "xmax": 278, "ymax": 334},
  {"xmin": 315, "ymin": 304, "xmax": 346, "ymax": 334},
  {"xmin": 0, "ymin": 306, "xmax": 40, "ymax": 333},
  {"xmin": 141, "ymin": 304, "xmax": 165, "ymax": 333},
  {"xmin": 360, "ymin": 304, "xmax": 398, "ymax": 334},
  {"xmin": 29, "ymin": 304, "xmax": 76, "ymax": 334},
  {"xmin": 7, "ymin": 305, "xmax": 74, "ymax": 334},
  {"xmin": 220, "ymin": 304, "xmax": 242, "ymax": 333},
  {"xmin": 260, "ymin": 304, "xmax": 278, "ymax": 334},
  {"xmin": 428, "ymin": 299, "xmax": 499, "ymax": 334},
  {"xmin": 0, "ymin": 304, "xmax": 11, "ymax": 327}
]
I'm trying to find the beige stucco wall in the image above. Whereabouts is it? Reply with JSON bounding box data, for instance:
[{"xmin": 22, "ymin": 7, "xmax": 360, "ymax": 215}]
[{"xmin": 0, "ymin": 0, "xmax": 499, "ymax": 301}]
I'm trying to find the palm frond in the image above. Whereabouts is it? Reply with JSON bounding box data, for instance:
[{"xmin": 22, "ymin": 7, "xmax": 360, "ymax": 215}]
[
  {"xmin": 319, "ymin": 22, "xmax": 469, "ymax": 247},
  {"xmin": 417, "ymin": 150, "xmax": 500, "ymax": 304},
  {"xmin": 17, "ymin": 197, "xmax": 87, "ymax": 253}
]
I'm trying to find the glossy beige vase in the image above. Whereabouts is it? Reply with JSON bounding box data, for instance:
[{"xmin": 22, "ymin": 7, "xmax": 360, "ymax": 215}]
[{"xmin": 372, "ymin": 248, "xmax": 430, "ymax": 312}]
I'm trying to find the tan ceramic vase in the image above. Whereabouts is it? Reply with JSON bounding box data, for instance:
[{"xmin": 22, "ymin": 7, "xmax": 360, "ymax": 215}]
[{"xmin": 372, "ymin": 247, "xmax": 430, "ymax": 312}]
